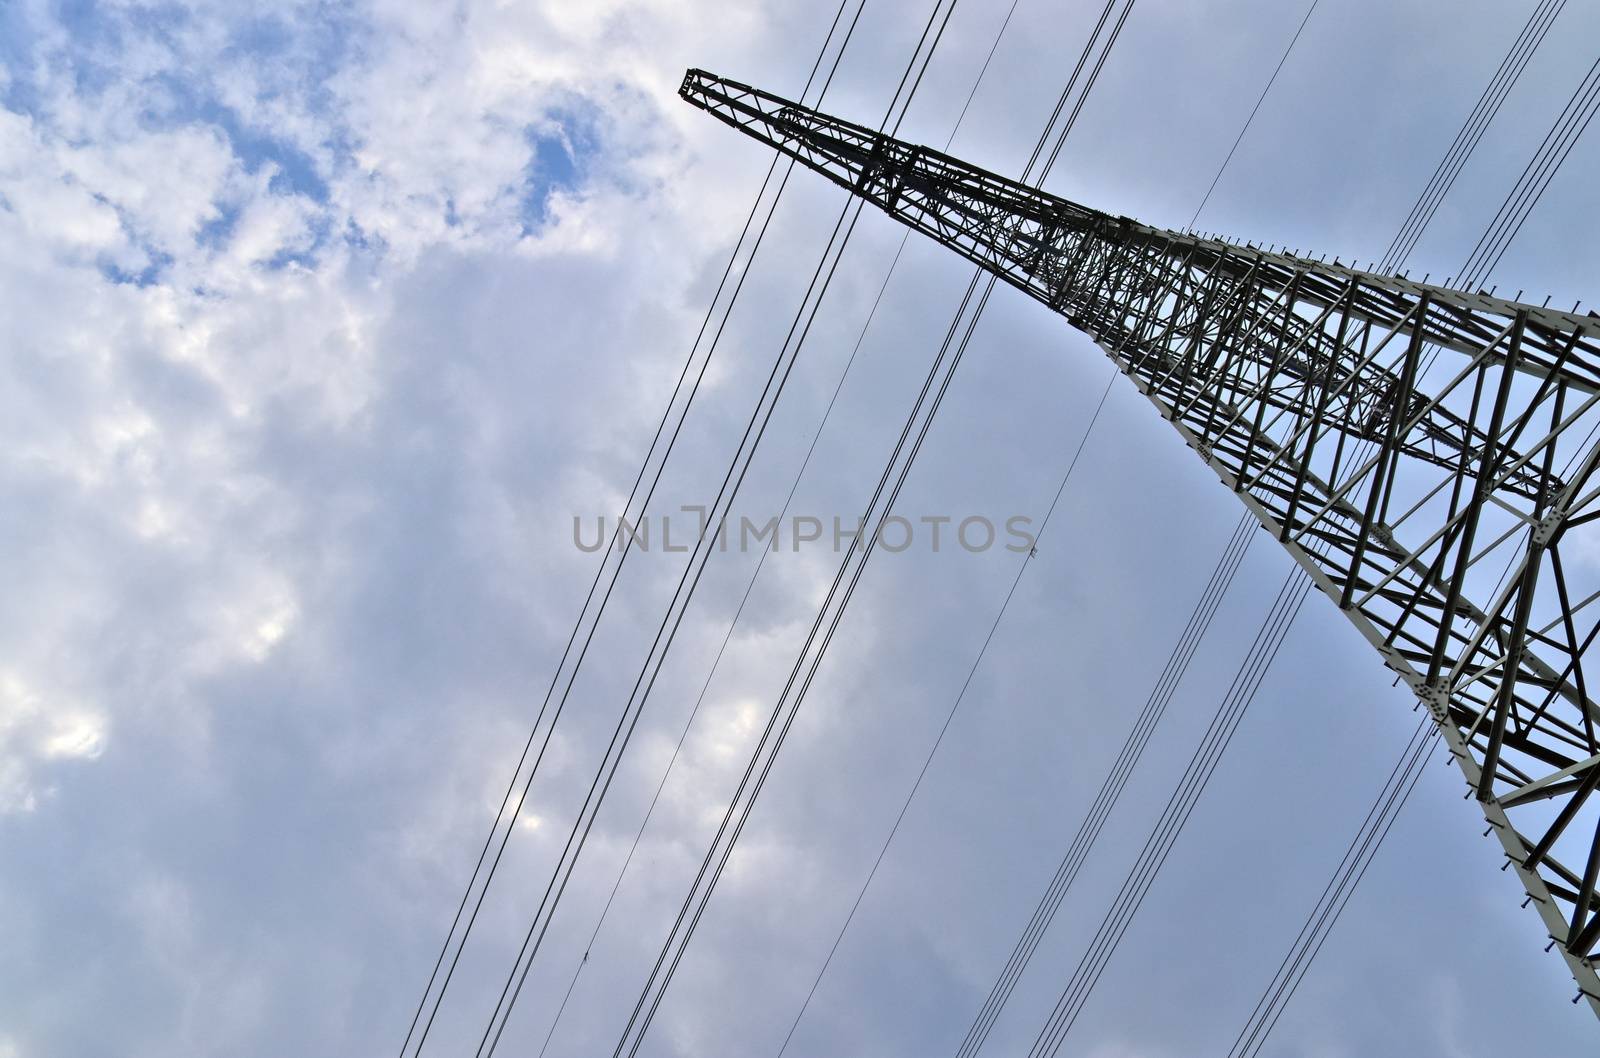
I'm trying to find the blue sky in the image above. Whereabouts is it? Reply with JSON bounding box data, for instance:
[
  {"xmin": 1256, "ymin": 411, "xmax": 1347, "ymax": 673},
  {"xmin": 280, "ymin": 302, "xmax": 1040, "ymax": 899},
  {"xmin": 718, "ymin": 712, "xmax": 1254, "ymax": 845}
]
[{"xmin": 2, "ymin": 1, "xmax": 1600, "ymax": 1056}]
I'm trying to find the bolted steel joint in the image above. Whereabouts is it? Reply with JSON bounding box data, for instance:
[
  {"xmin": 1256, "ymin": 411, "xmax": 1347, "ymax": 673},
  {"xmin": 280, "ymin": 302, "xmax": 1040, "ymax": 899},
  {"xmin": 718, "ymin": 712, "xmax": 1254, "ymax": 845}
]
[
  {"xmin": 1532, "ymin": 507, "xmax": 1565, "ymax": 547},
  {"xmin": 1417, "ymin": 682, "xmax": 1454, "ymax": 724}
]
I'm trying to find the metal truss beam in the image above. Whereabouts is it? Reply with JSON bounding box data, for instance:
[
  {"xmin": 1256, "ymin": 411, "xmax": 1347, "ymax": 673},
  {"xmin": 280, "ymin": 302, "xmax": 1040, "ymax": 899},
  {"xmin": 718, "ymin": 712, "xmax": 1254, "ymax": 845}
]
[{"xmin": 683, "ymin": 68, "xmax": 1600, "ymax": 1015}]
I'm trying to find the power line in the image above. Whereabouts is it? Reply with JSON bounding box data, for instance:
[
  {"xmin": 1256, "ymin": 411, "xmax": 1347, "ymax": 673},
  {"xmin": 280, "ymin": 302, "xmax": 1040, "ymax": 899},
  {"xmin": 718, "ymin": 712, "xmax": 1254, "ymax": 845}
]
[
  {"xmin": 1188, "ymin": 0, "xmax": 1320, "ymax": 230},
  {"xmin": 394, "ymin": 5, "xmax": 866, "ymax": 1054},
  {"xmin": 776, "ymin": 366, "xmax": 1119, "ymax": 1058},
  {"xmin": 535, "ymin": 214, "xmax": 911, "ymax": 1058},
  {"xmin": 1026, "ymin": 567, "xmax": 1315, "ymax": 1056},
  {"xmin": 481, "ymin": 160, "xmax": 862, "ymax": 1058},
  {"xmin": 613, "ymin": 262, "xmax": 989, "ymax": 1058},
  {"xmin": 953, "ymin": 514, "xmax": 1255, "ymax": 1058},
  {"xmin": 1225, "ymin": 716, "xmax": 1437, "ymax": 1057},
  {"xmin": 1457, "ymin": 51, "xmax": 1600, "ymax": 291},
  {"xmin": 533, "ymin": 3, "xmax": 1029, "ymax": 1052},
  {"xmin": 607, "ymin": 9, "xmax": 1142, "ymax": 1049},
  {"xmin": 1381, "ymin": 0, "xmax": 1567, "ymax": 273},
  {"xmin": 464, "ymin": 4, "xmax": 970, "ymax": 1054}
]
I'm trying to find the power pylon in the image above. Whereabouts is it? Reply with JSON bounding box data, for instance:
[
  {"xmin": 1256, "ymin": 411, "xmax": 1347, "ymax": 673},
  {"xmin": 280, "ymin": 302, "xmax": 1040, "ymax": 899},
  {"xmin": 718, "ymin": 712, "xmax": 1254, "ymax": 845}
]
[{"xmin": 682, "ymin": 68, "xmax": 1600, "ymax": 1015}]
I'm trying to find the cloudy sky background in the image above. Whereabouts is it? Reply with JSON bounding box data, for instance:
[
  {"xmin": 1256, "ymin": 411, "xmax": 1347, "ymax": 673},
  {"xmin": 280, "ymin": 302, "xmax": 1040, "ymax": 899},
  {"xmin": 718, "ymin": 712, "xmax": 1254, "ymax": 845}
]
[{"xmin": 3, "ymin": 0, "xmax": 1600, "ymax": 1055}]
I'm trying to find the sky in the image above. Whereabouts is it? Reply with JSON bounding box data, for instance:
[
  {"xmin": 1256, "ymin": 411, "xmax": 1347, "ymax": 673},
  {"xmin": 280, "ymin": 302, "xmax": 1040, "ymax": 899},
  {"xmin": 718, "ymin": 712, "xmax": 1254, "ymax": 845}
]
[{"xmin": 2, "ymin": 1, "xmax": 1600, "ymax": 1056}]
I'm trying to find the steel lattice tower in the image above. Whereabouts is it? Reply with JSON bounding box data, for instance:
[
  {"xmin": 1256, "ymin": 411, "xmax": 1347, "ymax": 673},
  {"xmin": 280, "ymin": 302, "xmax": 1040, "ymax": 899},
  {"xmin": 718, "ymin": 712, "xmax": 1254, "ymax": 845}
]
[{"xmin": 682, "ymin": 68, "xmax": 1600, "ymax": 1015}]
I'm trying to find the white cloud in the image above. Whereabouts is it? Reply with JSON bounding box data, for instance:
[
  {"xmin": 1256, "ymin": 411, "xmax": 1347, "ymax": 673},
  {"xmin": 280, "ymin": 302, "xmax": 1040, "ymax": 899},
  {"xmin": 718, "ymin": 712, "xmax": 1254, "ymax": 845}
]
[{"xmin": 0, "ymin": 670, "xmax": 107, "ymax": 813}]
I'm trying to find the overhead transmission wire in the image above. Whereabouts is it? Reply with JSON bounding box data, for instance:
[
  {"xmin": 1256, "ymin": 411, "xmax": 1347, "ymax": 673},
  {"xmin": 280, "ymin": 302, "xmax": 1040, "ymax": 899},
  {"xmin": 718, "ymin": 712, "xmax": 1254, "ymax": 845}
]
[
  {"xmin": 395, "ymin": 5, "xmax": 866, "ymax": 1056},
  {"xmin": 950, "ymin": 514, "xmax": 1255, "ymax": 1058},
  {"xmin": 1454, "ymin": 48, "xmax": 1600, "ymax": 292},
  {"xmin": 1224, "ymin": 716, "xmax": 1437, "ymax": 1057},
  {"xmin": 460, "ymin": 4, "xmax": 969, "ymax": 1056},
  {"xmin": 605, "ymin": 4, "xmax": 1145, "ymax": 1053},
  {"xmin": 613, "ymin": 254, "xmax": 990, "ymax": 1058},
  {"xmin": 1394, "ymin": 0, "xmax": 1583, "ymax": 388},
  {"xmin": 532, "ymin": 190, "xmax": 909, "ymax": 1058},
  {"xmin": 1379, "ymin": 0, "xmax": 1567, "ymax": 273},
  {"xmin": 774, "ymin": 365, "xmax": 1119, "ymax": 1058},
  {"xmin": 1026, "ymin": 563, "xmax": 1318, "ymax": 1057},
  {"xmin": 1216, "ymin": 445, "xmax": 1437, "ymax": 1057},
  {"xmin": 476, "ymin": 130, "xmax": 866, "ymax": 1058},
  {"xmin": 1009, "ymin": 490, "xmax": 1365, "ymax": 1055},
  {"xmin": 531, "ymin": 3, "xmax": 1030, "ymax": 1055},
  {"xmin": 1186, "ymin": 0, "xmax": 1320, "ymax": 230},
  {"xmin": 532, "ymin": 203, "xmax": 915, "ymax": 1058}
]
